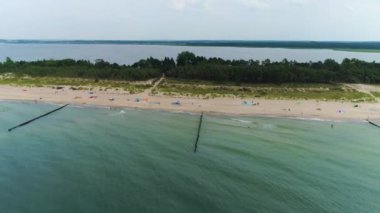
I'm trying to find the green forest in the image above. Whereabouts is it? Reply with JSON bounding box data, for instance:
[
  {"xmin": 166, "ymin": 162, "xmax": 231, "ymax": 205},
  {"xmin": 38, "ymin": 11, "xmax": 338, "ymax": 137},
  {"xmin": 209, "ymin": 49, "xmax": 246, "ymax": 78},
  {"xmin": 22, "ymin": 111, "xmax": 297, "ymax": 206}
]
[{"xmin": 1, "ymin": 51, "xmax": 380, "ymax": 83}]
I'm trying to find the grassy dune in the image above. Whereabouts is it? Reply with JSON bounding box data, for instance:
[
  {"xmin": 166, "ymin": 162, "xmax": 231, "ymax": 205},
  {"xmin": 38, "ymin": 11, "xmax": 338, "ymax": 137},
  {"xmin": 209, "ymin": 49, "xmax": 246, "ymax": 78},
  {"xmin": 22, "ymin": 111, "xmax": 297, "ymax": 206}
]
[
  {"xmin": 371, "ymin": 92, "xmax": 380, "ymax": 97},
  {"xmin": 157, "ymin": 78, "xmax": 375, "ymax": 102},
  {"xmin": 0, "ymin": 75, "xmax": 377, "ymax": 102},
  {"xmin": 0, "ymin": 75, "xmax": 151, "ymax": 94}
]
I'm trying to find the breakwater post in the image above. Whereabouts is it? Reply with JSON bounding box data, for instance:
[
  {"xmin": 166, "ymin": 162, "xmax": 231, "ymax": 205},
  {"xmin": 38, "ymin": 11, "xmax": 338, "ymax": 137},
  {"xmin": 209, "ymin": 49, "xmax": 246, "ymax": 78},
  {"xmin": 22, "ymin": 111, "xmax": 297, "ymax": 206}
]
[
  {"xmin": 194, "ymin": 112, "xmax": 204, "ymax": 153},
  {"xmin": 8, "ymin": 104, "xmax": 69, "ymax": 132},
  {"xmin": 367, "ymin": 119, "xmax": 380, "ymax": 129}
]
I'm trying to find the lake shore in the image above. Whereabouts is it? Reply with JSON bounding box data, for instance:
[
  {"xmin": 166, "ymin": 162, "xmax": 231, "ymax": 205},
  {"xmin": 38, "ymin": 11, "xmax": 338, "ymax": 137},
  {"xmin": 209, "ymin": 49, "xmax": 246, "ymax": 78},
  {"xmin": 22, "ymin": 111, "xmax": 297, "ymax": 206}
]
[{"xmin": 1, "ymin": 85, "xmax": 380, "ymax": 121}]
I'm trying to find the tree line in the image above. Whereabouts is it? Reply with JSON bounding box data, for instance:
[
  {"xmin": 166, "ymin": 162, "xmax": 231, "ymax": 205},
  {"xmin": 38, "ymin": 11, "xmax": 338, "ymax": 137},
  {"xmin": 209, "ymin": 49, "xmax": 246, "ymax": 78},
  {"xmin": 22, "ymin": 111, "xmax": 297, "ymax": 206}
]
[{"xmin": 1, "ymin": 51, "xmax": 380, "ymax": 83}]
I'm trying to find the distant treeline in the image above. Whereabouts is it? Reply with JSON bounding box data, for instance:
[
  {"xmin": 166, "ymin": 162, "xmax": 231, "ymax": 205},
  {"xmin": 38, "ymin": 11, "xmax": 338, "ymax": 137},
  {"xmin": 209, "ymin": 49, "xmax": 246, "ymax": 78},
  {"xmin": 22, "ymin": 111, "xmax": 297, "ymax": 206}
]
[
  {"xmin": 0, "ymin": 57, "xmax": 161, "ymax": 81},
  {"xmin": 1, "ymin": 40, "xmax": 380, "ymax": 50},
  {"xmin": 1, "ymin": 51, "xmax": 380, "ymax": 83}
]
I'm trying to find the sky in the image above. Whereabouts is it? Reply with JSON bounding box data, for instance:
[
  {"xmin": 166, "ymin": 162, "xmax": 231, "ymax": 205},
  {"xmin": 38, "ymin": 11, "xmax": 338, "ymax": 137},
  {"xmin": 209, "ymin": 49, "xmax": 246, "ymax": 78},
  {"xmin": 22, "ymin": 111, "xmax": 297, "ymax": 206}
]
[{"xmin": 0, "ymin": 0, "xmax": 379, "ymax": 41}]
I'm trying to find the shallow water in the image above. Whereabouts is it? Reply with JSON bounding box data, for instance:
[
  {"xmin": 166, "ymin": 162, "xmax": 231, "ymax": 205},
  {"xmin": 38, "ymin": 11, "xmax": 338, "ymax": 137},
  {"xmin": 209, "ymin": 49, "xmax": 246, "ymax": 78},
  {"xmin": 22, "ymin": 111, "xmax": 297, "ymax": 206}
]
[
  {"xmin": 1, "ymin": 44, "xmax": 380, "ymax": 64},
  {"xmin": 0, "ymin": 101, "xmax": 379, "ymax": 212}
]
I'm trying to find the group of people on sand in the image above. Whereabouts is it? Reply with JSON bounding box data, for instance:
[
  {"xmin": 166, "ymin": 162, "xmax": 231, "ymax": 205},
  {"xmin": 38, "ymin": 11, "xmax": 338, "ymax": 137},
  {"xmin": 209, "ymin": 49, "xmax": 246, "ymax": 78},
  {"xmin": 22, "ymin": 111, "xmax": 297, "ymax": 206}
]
[
  {"xmin": 71, "ymin": 91, "xmax": 184, "ymax": 106},
  {"xmin": 134, "ymin": 97, "xmax": 161, "ymax": 105},
  {"xmin": 242, "ymin": 100, "xmax": 260, "ymax": 106}
]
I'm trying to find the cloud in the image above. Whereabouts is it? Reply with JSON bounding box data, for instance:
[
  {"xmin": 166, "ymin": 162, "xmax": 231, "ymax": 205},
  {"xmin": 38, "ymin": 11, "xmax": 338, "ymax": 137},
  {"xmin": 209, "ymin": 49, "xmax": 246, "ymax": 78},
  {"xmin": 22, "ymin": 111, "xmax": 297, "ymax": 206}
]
[
  {"xmin": 170, "ymin": 0, "xmax": 204, "ymax": 10},
  {"xmin": 170, "ymin": 0, "xmax": 310, "ymax": 11},
  {"xmin": 1, "ymin": 0, "xmax": 380, "ymax": 40},
  {"xmin": 240, "ymin": 0, "xmax": 270, "ymax": 9},
  {"xmin": 240, "ymin": 0, "xmax": 311, "ymax": 9},
  {"xmin": 288, "ymin": 0, "xmax": 308, "ymax": 4}
]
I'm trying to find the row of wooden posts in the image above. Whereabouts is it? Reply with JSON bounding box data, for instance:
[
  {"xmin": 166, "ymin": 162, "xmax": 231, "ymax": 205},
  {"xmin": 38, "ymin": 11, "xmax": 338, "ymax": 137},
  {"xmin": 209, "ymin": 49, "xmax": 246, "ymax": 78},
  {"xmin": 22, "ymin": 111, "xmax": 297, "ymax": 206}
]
[
  {"xmin": 7, "ymin": 104, "xmax": 379, "ymax": 152},
  {"xmin": 7, "ymin": 104, "xmax": 206, "ymax": 153}
]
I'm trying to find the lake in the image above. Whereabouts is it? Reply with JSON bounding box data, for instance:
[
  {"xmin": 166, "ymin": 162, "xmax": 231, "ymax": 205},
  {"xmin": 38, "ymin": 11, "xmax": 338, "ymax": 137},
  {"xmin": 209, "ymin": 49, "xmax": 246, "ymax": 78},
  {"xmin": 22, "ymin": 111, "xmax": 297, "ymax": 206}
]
[{"xmin": 1, "ymin": 43, "xmax": 380, "ymax": 65}]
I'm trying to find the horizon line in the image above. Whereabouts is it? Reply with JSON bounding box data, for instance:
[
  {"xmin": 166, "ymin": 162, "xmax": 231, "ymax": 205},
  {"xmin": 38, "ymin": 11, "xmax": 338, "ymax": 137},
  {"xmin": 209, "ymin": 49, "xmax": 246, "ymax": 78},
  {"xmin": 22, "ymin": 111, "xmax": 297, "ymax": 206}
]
[{"xmin": 1, "ymin": 39, "xmax": 380, "ymax": 42}]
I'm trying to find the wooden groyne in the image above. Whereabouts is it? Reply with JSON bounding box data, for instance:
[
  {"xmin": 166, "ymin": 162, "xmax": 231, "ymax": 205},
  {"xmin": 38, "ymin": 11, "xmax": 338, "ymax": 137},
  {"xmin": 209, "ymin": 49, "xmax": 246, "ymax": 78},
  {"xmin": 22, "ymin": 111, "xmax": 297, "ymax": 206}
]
[
  {"xmin": 194, "ymin": 112, "xmax": 204, "ymax": 153},
  {"xmin": 8, "ymin": 104, "xmax": 69, "ymax": 132},
  {"xmin": 367, "ymin": 119, "xmax": 380, "ymax": 129}
]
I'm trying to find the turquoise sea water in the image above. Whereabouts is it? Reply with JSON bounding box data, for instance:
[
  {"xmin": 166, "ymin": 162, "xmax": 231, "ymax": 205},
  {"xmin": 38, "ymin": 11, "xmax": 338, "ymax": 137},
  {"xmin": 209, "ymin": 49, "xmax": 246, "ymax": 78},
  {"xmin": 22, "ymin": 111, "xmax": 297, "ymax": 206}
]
[{"xmin": 0, "ymin": 101, "xmax": 379, "ymax": 212}]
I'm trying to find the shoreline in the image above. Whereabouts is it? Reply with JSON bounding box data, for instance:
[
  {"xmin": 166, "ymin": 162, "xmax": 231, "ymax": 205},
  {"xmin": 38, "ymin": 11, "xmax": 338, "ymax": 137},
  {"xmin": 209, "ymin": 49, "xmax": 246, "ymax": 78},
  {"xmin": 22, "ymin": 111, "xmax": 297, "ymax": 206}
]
[
  {"xmin": 0, "ymin": 98, "xmax": 368, "ymax": 123},
  {"xmin": 1, "ymin": 85, "xmax": 380, "ymax": 121}
]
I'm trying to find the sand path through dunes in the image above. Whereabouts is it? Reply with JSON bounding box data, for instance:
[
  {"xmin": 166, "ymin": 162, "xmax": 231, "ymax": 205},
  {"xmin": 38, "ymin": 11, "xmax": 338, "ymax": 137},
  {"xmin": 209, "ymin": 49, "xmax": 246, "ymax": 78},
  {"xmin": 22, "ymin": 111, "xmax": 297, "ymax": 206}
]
[{"xmin": 344, "ymin": 84, "xmax": 380, "ymax": 99}]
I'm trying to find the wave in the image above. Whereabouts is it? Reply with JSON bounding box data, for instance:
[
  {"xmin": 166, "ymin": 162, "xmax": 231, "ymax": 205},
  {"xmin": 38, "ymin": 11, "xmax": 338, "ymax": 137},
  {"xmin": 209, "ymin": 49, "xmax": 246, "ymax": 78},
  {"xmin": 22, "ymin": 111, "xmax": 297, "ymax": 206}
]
[{"xmin": 231, "ymin": 119, "xmax": 252, "ymax": 124}]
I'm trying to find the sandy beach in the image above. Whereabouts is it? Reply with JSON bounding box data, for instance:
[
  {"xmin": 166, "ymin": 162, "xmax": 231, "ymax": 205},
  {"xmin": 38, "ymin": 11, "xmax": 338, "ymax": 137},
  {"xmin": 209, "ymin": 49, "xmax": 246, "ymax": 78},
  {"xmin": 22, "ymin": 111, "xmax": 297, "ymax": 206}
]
[{"xmin": 1, "ymin": 84, "xmax": 380, "ymax": 121}]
